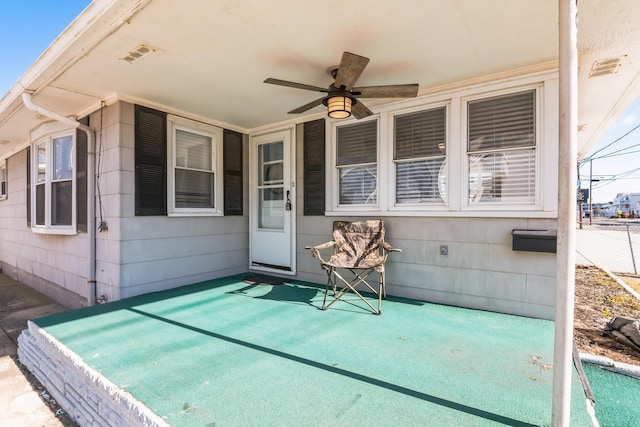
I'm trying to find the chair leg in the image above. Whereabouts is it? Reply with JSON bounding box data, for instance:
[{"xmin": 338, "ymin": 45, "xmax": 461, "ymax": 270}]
[
  {"xmin": 322, "ymin": 269, "xmax": 332, "ymax": 310},
  {"xmin": 323, "ymin": 268, "xmax": 381, "ymax": 314},
  {"xmin": 377, "ymin": 272, "xmax": 383, "ymax": 314}
]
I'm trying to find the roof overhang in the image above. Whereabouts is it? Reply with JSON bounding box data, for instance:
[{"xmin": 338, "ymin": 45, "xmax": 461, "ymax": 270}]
[{"xmin": 1, "ymin": 0, "xmax": 640, "ymax": 160}]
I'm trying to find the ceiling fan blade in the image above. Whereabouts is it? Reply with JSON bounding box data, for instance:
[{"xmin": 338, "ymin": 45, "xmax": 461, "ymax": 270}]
[
  {"xmin": 351, "ymin": 101, "xmax": 374, "ymax": 119},
  {"xmin": 334, "ymin": 52, "xmax": 370, "ymax": 90},
  {"xmin": 264, "ymin": 78, "xmax": 328, "ymax": 93},
  {"xmin": 353, "ymin": 84, "xmax": 419, "ymax": 98},
  {"xmin": 288, "ymin": 97, "xmax": 325, "ymax": 114}
]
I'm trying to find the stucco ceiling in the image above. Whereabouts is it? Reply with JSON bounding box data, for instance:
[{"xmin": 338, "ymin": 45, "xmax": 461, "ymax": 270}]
[{"xmin": 1, "ymin": 0, "xmax": 640, "ymax": 160}]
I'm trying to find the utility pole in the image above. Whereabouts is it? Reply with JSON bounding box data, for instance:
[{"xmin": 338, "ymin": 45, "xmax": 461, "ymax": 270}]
[{"xmin": 588, "ymin": 159, "xmax": 600, "ymax": 225}]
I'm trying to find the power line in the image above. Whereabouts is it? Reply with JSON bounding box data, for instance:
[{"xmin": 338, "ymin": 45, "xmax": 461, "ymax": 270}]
[
  {"xmin": 591, "ymin": 165, "xmax": 640, "ymax": 188},
  {"xmin": 581, "ymin": 122, "xmax": 640, "ymax": 163},
  {"xmin": 595, "ymin": 147, "xmax": 640, "ymax": 160},
  {"xmin": 587, "ymin": 143, "xmax": 640, "ymax": 161}
]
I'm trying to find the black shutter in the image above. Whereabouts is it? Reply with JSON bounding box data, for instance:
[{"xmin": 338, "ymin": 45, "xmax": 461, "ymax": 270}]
[
  {"xmin": 303, "ymin": 119, "xmax": 326, "ymax": 215},
  {"xmin": 76, "ymin": 117, "xmax": 88, "ymax": 232},
  {"xmin": 223, "ymin": 129, "xmax": 243, "ymax": 215},
  {"xmin": 26, "ymin": 147, "xmax": 31, "ymax": 227},
  {"xmin": 135, "ymin": 105, "xmax": 167, "ymax": 216}
]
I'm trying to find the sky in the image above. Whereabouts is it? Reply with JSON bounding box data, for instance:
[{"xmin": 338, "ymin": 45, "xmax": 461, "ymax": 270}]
[
  {"xmin": 0, "ymin": 1, "xmax": 91, "ymax": 95},
  {"xmin": 1, "ymin": 1, "xmax": 639, "ymax": 205},
  {"xmin": 579, "ymin": 98, "xmax": 640, "ymax": 203}
]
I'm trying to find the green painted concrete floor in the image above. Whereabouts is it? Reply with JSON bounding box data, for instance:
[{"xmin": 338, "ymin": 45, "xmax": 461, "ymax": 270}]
[
  {"xmin": 582, "ymin": 364, "xmax": 640, "ymax": 427},
  {"xmin": 33, "ymin": 274, "xmax": 592, "ymax": 426}
]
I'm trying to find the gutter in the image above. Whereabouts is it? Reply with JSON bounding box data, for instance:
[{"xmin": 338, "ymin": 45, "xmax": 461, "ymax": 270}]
[{"xmin": 21, "ymin": 92, "xmax": 97, "ymax": 307}]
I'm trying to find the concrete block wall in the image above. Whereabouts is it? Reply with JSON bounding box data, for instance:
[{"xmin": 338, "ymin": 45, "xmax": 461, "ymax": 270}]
[{"xmin": 18, "ymin": 321, "xmax": 168, "ymax": 427}]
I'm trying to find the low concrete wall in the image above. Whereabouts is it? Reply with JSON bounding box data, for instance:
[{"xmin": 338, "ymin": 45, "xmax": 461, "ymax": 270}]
[{"xmin": 18, "ymin": 321, "xmax": 168, "ymax": 427}]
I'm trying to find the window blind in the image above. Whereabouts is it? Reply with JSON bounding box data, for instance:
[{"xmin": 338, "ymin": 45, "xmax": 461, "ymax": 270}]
[
  {"xmin": 468, "ymin": 90, "xmax": 535, "ymax": 152},
  {"xmin": 467, "ymin": 90, "xmax": 536, "ymax": 204},
  {"xmin": 337, "ymin": 120, "xmax": 377, "ymax": 166},
  {"xmin": 337, "ymin": 120, "xmax": 377, "ymax": 205},
  {"xmin": 394, "ymin": 107, "xmax": 446, "ymax": 204},
  {"xmin": 175, "ymin": 129, "xmax": 212, "ymax": 171},
  {"xmin": 395, "ymin": 107, "xmax": 446, "ymax": 160}
]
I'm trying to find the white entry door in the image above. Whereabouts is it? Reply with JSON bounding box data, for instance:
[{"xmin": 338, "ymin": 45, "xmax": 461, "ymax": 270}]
[{"xmin": 249, "ymin": 129, "xmax": 295, "ymax": 272}]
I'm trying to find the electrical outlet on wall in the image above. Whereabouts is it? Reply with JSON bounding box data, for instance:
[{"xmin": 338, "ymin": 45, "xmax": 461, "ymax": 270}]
[{"xmin": 440, "ymin": 245, "xmax": 448, "ymax": 256}]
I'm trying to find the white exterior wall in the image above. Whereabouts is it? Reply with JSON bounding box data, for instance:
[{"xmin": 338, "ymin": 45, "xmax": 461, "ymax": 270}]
[
  {"xmin": 92, "ymin": 102, "xmax": 249, "ymax": 302},
  {"xmin": 0, "ymin": 144, "xmax": 89, "ymax": 308}
]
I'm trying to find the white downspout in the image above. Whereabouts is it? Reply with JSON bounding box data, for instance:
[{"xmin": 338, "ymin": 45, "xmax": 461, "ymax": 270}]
[
  {"xmin": 553, "ymin": 1, "xmax": 578, "ymax": 426},
  {"xmin": 22, "ymin": 92, "xmax": 97, "ymax": 307}
]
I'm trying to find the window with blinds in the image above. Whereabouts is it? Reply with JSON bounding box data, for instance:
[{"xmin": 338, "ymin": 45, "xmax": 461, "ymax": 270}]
[
  {"xmin": 336, "ymin": 120, "xmax": 377, "ymax": 205},
  {"xmin": 175, "ymin": 129, "xmax": 214, "ymax": 208},
  {"xmin": 467, "ymin": 90, "xmax": 536, "ymax": 204},
  {"xmin": 394, "ymin": 107, "xmax": 446, "ymax": 204},
  {"xmin": 168, "ymin": 115, "xmax": 223, "ymax": 215},
  {"xmin": 0, "ymin": 161, "xmax": 6, "ymax": 200}
]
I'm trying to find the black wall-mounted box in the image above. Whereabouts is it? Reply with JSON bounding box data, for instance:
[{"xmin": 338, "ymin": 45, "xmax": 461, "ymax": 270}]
[{"xmin": 512, "ymin": 229, "xmax": 557, "ymax": 253}]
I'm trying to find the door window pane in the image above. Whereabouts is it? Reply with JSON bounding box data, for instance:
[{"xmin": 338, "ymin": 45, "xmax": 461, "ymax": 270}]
[
  {"xmin": 258, "ymin": 141, "xmax": 285, "ymax": 229},
  {"xmin": 258, "ymin": 188, "xmax": 284, "ymax": 229}
]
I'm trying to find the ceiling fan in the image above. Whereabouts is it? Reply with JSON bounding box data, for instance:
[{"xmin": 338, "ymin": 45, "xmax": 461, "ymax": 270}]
[{"xmin": 264, "ymin": 51, "xmax": 419, "ymax": 119}]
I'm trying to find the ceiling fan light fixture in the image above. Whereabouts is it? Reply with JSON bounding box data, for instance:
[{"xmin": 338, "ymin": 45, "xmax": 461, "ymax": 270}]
[{"xmin": 327, "ymin": 96, "xmax": 353, "ymax": 119}]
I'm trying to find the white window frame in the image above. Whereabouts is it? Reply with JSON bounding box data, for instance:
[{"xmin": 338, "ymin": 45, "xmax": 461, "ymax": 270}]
[
  {"xmin": 0, "ymin": 160, "xmax": 6, "ymax": 200},
  {"xmin": 390, "ymin": 102, "xmax": 450, "ymax": 211},
  {"xmin": 31, "ymin": 131, "xmax": 77, "ymax": 235},
  {"xmin": 326, "ymin": 71, "xmax": 555, "ymax": 217},
  {"xmin": 462, "ymin": 85, "xmax": 543, "ymax": 212},
  {"xmin": 167, "ymin": 114, "xmax": 224, "ymax": 216},
  {"xmin": 329, "ymin": 115, "xmax": 380, "ymax": 212}
]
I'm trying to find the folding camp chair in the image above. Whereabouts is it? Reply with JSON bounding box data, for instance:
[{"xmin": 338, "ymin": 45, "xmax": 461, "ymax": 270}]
[{"xmin": 305, "ymin": 220, "xmax": 401, "ymax": 314}]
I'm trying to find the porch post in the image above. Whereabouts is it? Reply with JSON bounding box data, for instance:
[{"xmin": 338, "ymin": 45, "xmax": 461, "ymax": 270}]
[{"xmin": 553, "ymin": 0, "xmax": 578, "ymax": 426}]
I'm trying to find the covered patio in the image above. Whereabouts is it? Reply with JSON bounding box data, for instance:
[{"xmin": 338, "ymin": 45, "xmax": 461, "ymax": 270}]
[{"xmin": 19, "ymin": 274, "xmax": 592, "ymax": 426}]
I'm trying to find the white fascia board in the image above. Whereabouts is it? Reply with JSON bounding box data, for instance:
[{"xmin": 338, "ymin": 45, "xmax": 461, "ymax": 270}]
[{"xmin": 0, "ymin": 0, "xmax": 152, "ymax": 115}]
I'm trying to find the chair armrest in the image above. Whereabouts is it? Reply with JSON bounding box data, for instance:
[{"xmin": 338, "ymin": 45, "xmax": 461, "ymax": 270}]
[
  {"xmin": 305, "ymin": 241, "xmax": 336, "ymax": 259},
  {"xmin": 382, "ymin": 241, "xmax": 402, "ymax": 253}
]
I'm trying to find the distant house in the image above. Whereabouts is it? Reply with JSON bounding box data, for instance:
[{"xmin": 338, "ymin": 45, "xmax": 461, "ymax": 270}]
[
  {"xmin": 0, "ymin": 0, "xmax": 639, "ymax": 322},
  {"xmin": 610, "ymin": 193, "xmax": 640, "ymax": 217}
]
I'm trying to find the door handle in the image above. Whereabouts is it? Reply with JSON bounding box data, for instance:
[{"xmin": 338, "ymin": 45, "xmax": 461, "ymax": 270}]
[{"xmin": 285, "ymin": 190, "xmax": 292, "ymax": 211}]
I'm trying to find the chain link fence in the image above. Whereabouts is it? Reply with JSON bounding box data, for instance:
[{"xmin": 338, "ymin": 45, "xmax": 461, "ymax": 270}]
[{"xmin": 576, "ymin": 220, "xmax": 640, "ymax": 275}]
